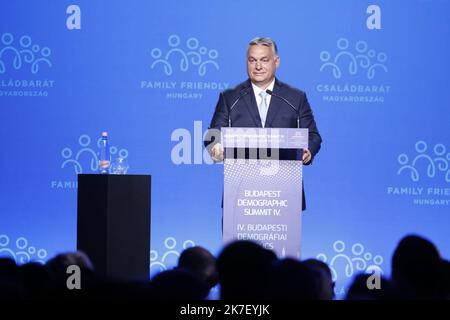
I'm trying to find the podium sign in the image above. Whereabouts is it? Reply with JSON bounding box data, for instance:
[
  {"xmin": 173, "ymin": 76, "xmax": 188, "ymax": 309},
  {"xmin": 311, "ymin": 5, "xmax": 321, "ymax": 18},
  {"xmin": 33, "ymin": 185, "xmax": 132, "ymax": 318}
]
[{"xmin": 222, "ymin": 127, "xmax": 308, "ymax": 258}]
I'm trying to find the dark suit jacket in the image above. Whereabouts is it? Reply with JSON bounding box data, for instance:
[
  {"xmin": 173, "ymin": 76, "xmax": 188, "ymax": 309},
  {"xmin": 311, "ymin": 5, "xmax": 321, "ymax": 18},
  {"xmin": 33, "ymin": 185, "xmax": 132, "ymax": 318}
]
[{"xmin": 206, "ymin": 78, "xmax": 322, "ymax": 210}]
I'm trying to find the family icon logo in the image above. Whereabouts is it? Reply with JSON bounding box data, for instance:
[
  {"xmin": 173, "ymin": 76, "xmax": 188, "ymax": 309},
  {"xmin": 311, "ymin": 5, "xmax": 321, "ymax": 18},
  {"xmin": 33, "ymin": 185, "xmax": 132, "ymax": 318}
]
[
  {"xmin": 317, "ymin": 240, "xmax": 384, "ymax": 282},
  {"xmin": 316, "ymin": 37, "xmax": 390, "ymax": 103},
  {"xmin": 60, "ymin": 134, "xmax": 129, "ymax": 175},
  {"xmin": 150, "ymin": 237, "xmax": 196, "ymax": 277},
  {"xmin": 51, "ymin": 134, "xmax": 129, "ymax": 190},
  {"xmin": 387, "ymin": 140, "xmax": 450, "ymax": 206},
  {"xmin": 397, "ymin": 141, "xmax": 450, "ymax": 182},
  {"xmin": 319, "ymin": 38, "xmax": 387, "ymax": 80},
  {"xmin": 141, "ymin": 34, "xmax": 229, "ymax": 100},
  {"xmin": 0, "ymin": 234, "xmax": 48, "ymax": 264},
  {"xmin": 0, "ymin": 33, "xmax": 52, "ymax": 74},
  {"xmin": 0, "ymin": 32, "xmax": 55, "ymax": 97},
  {"xmin": 150, "ymin": 35, "xmax": 219, "ymax": 76},
  {"xmin": 316, "ymin": 240, "xmax": 384, "ymax": 296}
]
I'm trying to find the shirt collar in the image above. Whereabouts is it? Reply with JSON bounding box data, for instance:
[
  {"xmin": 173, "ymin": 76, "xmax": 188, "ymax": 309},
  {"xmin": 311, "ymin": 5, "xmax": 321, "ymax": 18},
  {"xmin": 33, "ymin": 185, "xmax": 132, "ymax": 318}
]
[{"xmin": 251, "ymin": 78, "xmax": 276, "ymax": 96}]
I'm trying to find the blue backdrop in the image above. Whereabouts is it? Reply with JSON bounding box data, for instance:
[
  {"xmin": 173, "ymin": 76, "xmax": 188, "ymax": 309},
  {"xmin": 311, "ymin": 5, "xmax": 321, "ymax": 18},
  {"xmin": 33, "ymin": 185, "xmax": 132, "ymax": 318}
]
[{"xmin": 1, "ymin": 0, "xmax": 449, "ymax": 298}]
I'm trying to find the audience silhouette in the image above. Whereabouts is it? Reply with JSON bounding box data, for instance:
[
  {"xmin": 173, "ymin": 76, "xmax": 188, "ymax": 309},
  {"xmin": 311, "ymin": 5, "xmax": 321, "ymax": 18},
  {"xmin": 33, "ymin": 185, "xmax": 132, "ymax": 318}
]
[
  {"xmin": 0, "ymin": 235, "xmax": 449, "ymax": 301},
  {"xmin": 303, "ymin": 258, "xmax": 335, "ymax": 300},
  {"xmin": 216, "ymin": 240, "xmax": 276, "ymax": 300},
  {"xmin": 268, "ymin": 258, "xmax": 319, "ymax": 300},
  {"xmin": 391, "ymin": 234, "xmax": 445, "ymax": 299},
  {"xmin": 176, "ymin": 245, "xmax": 219, "ymax": 290}
]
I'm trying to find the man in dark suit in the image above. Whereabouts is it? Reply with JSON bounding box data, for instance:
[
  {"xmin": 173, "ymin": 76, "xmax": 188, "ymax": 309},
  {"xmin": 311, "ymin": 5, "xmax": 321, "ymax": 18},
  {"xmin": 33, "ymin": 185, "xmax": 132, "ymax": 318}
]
[{"xmin": 205, "ymin": 37, "xmax": 322, "ymax": 210}]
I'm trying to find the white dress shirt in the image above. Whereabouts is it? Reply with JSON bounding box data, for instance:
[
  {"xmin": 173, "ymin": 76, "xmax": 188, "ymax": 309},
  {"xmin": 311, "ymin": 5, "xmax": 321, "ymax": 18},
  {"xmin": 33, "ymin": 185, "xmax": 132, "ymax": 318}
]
[{"xmin": 251, "ymin": 78, "xmax": 275, "ymax": 110}]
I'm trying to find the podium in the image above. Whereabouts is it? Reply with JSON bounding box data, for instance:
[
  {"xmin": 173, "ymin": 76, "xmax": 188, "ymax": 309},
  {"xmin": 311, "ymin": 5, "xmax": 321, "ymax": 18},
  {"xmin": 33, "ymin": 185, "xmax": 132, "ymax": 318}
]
[
  {"xmin": 222, "ymin": 127, "xmax": 308, "ymax": 259},
  {"xmin": 77, "ymin": 174, "xmax": 151, "ymax": 280}
]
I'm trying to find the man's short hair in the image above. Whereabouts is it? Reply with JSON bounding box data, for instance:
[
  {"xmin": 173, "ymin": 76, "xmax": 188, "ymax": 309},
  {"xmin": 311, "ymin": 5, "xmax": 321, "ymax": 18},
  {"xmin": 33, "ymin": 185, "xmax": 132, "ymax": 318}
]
[{"xmin": 248, "ymin": 37, "xmax": 278, "ymax": 56}]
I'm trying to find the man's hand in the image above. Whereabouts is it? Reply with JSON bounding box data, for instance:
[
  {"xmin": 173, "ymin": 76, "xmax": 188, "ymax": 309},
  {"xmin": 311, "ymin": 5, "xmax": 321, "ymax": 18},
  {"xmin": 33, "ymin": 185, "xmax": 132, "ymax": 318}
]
[
  {"xmin": 210, "ymin": 143, "xmax": 224, "ymax": 162},
  {"xmin": 303, "ymin": 148, "xmax": 312, "ymax": 164}
]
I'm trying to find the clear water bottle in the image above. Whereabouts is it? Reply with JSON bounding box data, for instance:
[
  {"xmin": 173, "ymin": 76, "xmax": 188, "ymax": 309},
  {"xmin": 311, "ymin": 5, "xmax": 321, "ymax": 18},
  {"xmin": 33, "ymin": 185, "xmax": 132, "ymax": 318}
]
[{"xmin": 98, "ymin": 131, "xmax": 110, "ymax": 174}]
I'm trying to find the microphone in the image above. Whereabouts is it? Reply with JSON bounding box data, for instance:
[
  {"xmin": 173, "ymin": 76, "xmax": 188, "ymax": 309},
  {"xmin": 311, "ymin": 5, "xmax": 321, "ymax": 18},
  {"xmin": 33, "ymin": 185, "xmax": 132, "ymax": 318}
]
[
  {"xmin": 266, "ymin": 89, "xmax": 300, "ymax": 128},
  {"xmin": 228, "ymin": 88, "xmax": 251, "ymax": 127}
]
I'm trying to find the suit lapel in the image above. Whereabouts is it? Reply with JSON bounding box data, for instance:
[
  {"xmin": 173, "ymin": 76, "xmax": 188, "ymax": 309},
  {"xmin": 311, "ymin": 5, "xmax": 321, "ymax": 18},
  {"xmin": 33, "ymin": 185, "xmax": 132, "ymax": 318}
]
[{"xmin": 264, "ymin": 78, "xmax": 283, "ymax": 128}]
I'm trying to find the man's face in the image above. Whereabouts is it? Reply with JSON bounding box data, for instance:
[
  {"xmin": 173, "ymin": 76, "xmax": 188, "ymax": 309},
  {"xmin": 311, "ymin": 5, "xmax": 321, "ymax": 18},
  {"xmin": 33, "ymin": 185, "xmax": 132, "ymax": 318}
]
[{"xmin": 247, "ymin": 44, "xmax": 280, "ymax": 88}]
